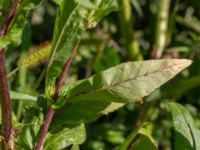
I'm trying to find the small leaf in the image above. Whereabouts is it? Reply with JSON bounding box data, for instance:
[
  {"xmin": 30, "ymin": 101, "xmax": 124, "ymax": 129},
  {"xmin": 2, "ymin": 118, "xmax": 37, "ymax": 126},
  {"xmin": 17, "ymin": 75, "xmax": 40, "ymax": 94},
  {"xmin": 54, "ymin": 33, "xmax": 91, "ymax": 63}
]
[
  {"xmin": 0, "ymin": 0, "xmax": 41, "ymax": 49},
  {"xmin": 43, "ymin": 124, "xmax": 86, "ymax": 150},
  {"xmin": 117, "ymin": 126, "xmax": 157, "ymax": 150},
  {"xmin": 52, "ymin": 59, "xmax": 191, "ymax": 125},
  {"xmin": 168, "ymin": 102, "xmax": 200, "ymax": 150},
  {"xmin": 86, "ymin": 0, "xmax": 118, "ymax": 28}
]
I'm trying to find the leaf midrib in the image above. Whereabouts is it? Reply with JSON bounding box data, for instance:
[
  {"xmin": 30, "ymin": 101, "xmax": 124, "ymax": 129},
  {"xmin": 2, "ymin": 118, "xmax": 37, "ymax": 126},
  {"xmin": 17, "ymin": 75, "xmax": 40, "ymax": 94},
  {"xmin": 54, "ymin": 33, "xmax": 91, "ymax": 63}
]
[{"xmin": 68, "ymin": 62, "xmax": 181, "ymax": 100}]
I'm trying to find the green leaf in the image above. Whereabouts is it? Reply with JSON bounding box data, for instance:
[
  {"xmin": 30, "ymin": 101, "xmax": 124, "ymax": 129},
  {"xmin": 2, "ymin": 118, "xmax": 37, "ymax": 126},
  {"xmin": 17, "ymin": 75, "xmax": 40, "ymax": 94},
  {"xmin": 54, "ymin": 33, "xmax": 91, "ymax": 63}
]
[
  {"xmin": 45, "ymin": 0, "xmax": 118, "ymax": 98},
  {"xmin": 117, "ymin": 127, "xmax": 140, "ymax": 149},
  {"xmin": 52, "ymin": 59, "xmax": 191, "ymax": 125},
  {"xmin": 117, "ymin": 126, "xmax": 157, "ymax": 150},
  {"xmin": 0, "ymin": 0, "xmax": 12, "ymax": 26},
  {"xmin": 86, "ymin": 0, "xmax": 118, "ymax": 28},
  {"xmin": 16, "ymin": 108, "xmax": 44, "ymax": 150},
  {"xmin": 168, "ymin": 103, "xmax": 200, "ymax": 150},
  {"xmin": 10, "ymin": 91, "xmax": 37, "ymax": 102},
  {"xmin": 43, "ymin": 124, "xmax": 86, "ymax": 150},
  {"xmin": 0, "ymin": 0, "xmax": 41, "ymax": 49}
]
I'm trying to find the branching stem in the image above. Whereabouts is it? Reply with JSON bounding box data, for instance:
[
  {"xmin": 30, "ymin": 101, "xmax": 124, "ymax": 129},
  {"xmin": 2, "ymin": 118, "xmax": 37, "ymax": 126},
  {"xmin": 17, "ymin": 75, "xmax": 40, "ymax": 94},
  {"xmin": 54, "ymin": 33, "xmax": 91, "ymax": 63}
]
[{"xmin": 35, "ymin": 45, "xmax": 79, "ymax": 150}]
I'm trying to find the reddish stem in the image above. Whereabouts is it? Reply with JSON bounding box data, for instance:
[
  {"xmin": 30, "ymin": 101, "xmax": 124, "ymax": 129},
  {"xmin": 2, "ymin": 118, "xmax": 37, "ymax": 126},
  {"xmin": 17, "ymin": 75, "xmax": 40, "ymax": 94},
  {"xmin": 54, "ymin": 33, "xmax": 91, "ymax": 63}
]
[
  {"xmin": 0, "ymin": 0, "xmax": 20, "ymax": 149},
  {"xmin": 35, "ymin": 45, "xmax": 79, "ymax": 150},
  {"xmin": 34, "ymin": 108, "xmax": 55, "ymax": 150},
  {"xmin": 53, "ymin": 45, "xmax": 78, "ymax": 98},
  {"xmin": 0, "ymin": 0, "xmax": 20, "ymax": 36},
  {"xmin": 0, "ymin": 50, "xmax": 14, "ymax": 149}
]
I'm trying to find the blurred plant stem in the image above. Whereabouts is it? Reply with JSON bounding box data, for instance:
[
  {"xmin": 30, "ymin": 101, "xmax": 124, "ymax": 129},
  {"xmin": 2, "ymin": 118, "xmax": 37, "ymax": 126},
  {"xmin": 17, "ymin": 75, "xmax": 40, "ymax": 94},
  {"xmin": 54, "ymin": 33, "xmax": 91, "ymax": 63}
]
[
  {"xmin": 118, "ymin": 0, "xmax": 143, "ymax": 60},
  {"xmin": 17, "ymin": 54, "xmax": 27, "ymax": 120},
  {"xmin": 151, "ymin": 0, "xmax": 171, "ymax": 59},
  {"xmin": 16, "ymin": 24, "xmax": 31, "ymax": 121}
]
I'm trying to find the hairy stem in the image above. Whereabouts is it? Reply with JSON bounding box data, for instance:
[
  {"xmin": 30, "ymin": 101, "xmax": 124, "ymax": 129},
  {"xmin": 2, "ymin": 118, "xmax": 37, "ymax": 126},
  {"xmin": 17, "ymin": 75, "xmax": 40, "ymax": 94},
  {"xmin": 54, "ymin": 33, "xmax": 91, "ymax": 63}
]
[
  {"xmin": 0, "ymin": 0, "xmax": 20, "ymax": 149},
  {"xmin": 35, "ymin": 45, "xmax": 79, "ymax": 150},
  {"xmin": 118, "ymin": 0, "xmax": 143, "ymax": 60}
]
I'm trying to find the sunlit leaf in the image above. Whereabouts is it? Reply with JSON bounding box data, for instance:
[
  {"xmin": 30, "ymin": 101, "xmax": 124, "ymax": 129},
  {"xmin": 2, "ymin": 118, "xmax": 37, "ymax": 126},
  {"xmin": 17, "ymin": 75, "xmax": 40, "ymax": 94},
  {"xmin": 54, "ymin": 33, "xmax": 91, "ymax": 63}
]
[{"xmin": 52, "ymin": 59, "xmax": 191, "ymax": 125}]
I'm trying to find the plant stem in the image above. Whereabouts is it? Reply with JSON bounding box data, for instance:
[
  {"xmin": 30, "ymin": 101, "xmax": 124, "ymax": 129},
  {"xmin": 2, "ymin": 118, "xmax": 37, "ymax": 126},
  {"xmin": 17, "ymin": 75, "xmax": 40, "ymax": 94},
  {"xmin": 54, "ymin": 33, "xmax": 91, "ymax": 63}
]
[
  {"xmin": 35, "ymin": 45, "xmax": 79, "ymax": 150},
  {"xmin": 0, "ymin": 0, "xmax": 20, "ymax": 149},
  {"xmin": 34, "ymin": 108, "xmax": 55, "ymax": 150},
  {"xmin": 53, "ymin": 45, "xmax": 78, "ymax": 98},
  {"xmin": 151, "ymin": 0, "xmax": 171, "ymax": 59},
  {"xmin": 0, "ymin": 50, "xmax": 14, "ymax": 150},
  {"xmin": 118, "ymin": 0, "xmax": 143, "ymax": 60},
  {"xmin": 0, "ymin": 0, "xmax": 19, "ymax": 36}
]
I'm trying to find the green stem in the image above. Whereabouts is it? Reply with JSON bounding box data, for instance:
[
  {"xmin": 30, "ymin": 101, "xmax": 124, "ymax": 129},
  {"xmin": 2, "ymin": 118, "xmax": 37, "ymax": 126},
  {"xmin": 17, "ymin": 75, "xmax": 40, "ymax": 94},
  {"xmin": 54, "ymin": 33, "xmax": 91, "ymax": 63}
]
[
  {"xmin": 118, "ymin": 0, "xmax": 143, "ymax": 60},
  {"xmin": 16, "ymin": 62, "xmax": 27, "ymax": 120},
  {"xmin": 151, "ymin": 0, "xmax": 171, "ymax": 58}
]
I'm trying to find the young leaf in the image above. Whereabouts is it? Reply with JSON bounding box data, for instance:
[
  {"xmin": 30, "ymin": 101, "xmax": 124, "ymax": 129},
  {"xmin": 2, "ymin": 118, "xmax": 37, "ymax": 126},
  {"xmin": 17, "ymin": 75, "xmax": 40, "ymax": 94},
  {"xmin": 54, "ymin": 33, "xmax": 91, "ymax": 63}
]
[
  {"xmin": 52, "ymin": 59, "xmax": 191, "ymax": 125},
  {"xmin": 0, "ymin": 0, "xmax": 41, "ymax": 49},
  {"xmin": 45, "ymin": 0, "xmax": 118, "ymax": 98},
  {"xmin": 168, "ymin": 103, "xmax": 200, "ymax": 150},
  {"xmin": 43, "ymin": 124, "xmax": 86, "ymax": 150},
  {"xmin": 117, "ymin": 126, "xmax": 157, "ymax": 150}
]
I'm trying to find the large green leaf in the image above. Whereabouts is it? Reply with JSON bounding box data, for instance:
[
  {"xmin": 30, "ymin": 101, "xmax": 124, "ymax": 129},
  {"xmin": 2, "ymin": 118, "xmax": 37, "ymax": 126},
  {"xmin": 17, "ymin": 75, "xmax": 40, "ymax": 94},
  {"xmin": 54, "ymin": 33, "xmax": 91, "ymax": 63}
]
[
  {"xmin": 43, "ymin": 124, "xmax": 86, "ymax": 150},
  {"xmin": 51, "ymin": 59, "xmax": 191, "ymax": 125},
  {"xmin": 45, "ymin": 0, "xmax": 118, "ymax": 98},
  {"xmin": 0, "ymin": 0, "xmax": 41, "ymax": 49},
  {"xmin": 117, "ymin": 126, "xmax": 157, "ymax": 150},
  {"xmin": 168, "ymin": 103, "xmax": 200, "ymax": 150}
]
